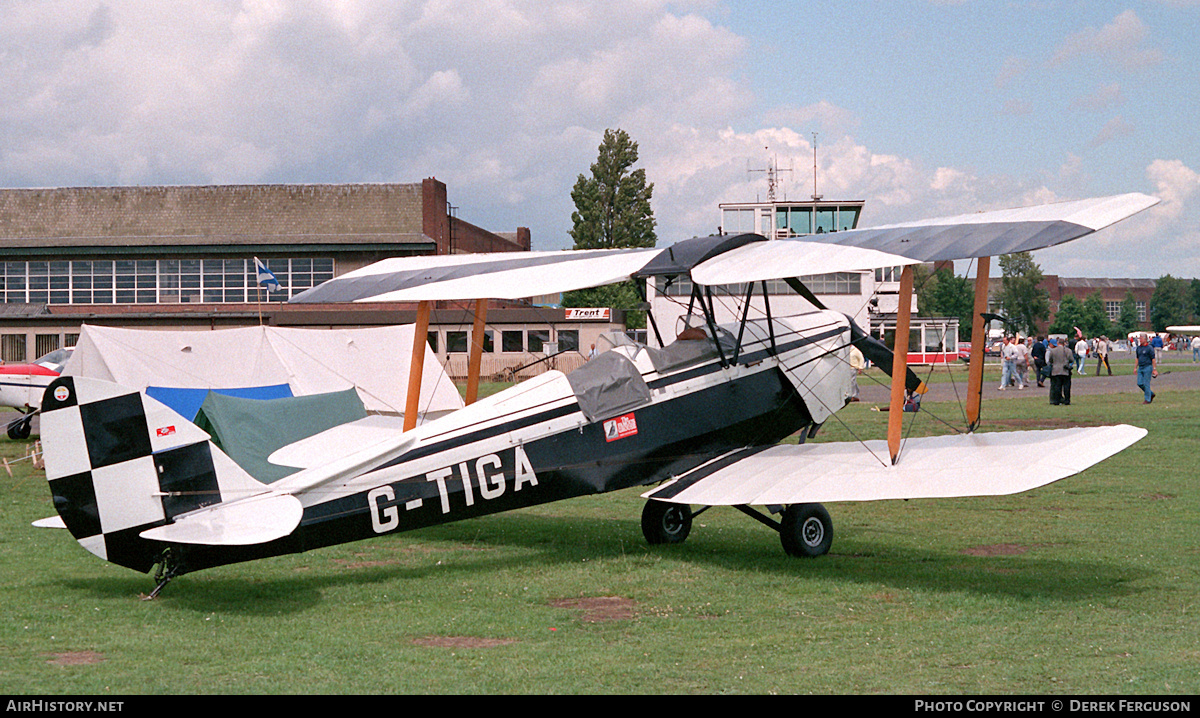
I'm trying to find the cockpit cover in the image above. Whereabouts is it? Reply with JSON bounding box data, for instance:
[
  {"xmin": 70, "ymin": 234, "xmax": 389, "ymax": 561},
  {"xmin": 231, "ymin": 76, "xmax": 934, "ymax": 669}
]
[{"xmin": 566, "ymin": 351, "xmax": 652, "ymax": 423}]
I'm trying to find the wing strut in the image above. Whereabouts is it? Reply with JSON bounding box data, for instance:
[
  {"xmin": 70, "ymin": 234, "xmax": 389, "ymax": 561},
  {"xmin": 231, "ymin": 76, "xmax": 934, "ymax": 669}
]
[
  {"xmin": 404, "ymin": 300, "xmax": 432, "ymax": 431},
  {"xmin": 965, "ymin": 256, "xmax": 990, "ymax": 431},
  {"xmin": 887, "ymin": 264, "xmax": 915, "ymax": 464},
  {"xmin": 465, "ymin": 298, "xmax": 488, "ymax": 405}
]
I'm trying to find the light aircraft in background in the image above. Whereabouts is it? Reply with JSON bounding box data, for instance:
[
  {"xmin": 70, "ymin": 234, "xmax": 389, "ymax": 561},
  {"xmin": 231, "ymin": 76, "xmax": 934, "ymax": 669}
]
[
  {"xmin": 2, "ymin": 347, "xmax": 73, "ymax": 440},
  {"xmin": 34, "ymin": 193, "xmax": 1157, "ymax": 597}
]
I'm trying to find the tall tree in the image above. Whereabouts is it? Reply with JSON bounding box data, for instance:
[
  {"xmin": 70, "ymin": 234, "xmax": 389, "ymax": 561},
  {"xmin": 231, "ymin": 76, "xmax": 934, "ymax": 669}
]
[
  {"xmin": 568, "ymin": 128, "xmax": 656, "ymax": 250},
  {"xmin": 995, "ymin": 252, "xmax": 1050, "ymax": 337},
  {"xmin": 1150, "ymin": 275, "xmax": 1191, "ymax": 331},
  {"xmin": 564, "ymin": 129, "xmax": 656, "ymax": 328}
]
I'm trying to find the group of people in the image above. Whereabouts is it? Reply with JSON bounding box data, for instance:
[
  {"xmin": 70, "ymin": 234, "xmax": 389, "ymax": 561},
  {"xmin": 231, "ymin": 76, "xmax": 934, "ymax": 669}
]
[{"xmin": 995, "ymin": 332, "xmax": 1160, "ymax": 406}]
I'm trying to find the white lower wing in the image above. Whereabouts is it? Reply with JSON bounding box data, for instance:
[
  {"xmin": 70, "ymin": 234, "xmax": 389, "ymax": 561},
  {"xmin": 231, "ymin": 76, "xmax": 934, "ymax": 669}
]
[{"xmin": 643, "ymin": 425, "xmax": 1146, "ymax": 506}]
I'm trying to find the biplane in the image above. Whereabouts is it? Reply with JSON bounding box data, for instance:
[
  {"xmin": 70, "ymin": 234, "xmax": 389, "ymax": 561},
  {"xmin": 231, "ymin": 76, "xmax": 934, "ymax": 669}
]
[{"xmin": 35, "ymin": 192, "xmax": 1156, "ymax": 596}]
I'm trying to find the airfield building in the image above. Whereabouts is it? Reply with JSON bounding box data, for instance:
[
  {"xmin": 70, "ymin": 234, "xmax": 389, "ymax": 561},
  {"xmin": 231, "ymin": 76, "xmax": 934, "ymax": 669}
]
[{"xmin": 0, "ymin": 180, "xmax": 622, "ymax": 377}]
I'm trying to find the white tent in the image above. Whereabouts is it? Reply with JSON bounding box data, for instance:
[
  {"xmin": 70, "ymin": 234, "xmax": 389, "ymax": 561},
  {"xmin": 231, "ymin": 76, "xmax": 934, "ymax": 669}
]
[{"xmin": 63, "ymin": 324, "xmax": 463, "ymax": 420}]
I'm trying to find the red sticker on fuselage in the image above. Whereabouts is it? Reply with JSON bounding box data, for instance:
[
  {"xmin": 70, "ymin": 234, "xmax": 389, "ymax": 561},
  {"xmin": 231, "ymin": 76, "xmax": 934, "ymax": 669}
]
[{"xmin": 603, "ymin": 413, "xmax": 638, "ymax": 442}]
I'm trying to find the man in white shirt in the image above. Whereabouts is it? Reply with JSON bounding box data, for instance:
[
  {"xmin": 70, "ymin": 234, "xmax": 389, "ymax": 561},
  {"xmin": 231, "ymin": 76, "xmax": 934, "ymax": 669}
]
[
  {"xmin": 1074, "ymin": 336, "xmax": 1089, "ymax": 375},
  {"xmin": 1191, "ymin": 335, "xmax": 1200, "ymax": 363}
]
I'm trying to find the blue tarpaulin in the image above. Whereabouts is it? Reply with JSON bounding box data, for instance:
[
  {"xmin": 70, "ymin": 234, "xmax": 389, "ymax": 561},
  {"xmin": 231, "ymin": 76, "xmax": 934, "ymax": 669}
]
[{"xmin": 146, "ymin": 384, "xmax": 294, "ymax": 421}]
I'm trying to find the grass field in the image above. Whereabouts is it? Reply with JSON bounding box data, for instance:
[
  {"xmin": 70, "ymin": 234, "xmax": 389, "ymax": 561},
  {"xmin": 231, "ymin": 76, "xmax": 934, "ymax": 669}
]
[{"xmin": 1, "ymin": 375, "xmax": 1197, "ymax": 695}]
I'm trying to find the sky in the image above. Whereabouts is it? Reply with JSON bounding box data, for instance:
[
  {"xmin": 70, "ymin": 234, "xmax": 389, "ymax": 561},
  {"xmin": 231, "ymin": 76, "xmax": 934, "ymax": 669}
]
[{"xmin": 2, "ymin": 0, "xmax": 1198, "ymax": 279}]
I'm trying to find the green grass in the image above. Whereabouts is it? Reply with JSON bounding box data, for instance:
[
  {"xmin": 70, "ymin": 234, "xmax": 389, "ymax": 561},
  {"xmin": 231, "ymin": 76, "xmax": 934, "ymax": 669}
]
[{"xmin": 2, "ymin": 384, "xmax": 1198, "ymax": 695}]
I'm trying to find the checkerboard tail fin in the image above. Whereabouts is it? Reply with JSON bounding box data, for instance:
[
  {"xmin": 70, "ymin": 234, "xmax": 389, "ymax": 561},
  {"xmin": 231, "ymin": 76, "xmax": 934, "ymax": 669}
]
[{"xmin": 39, "ymin": 375, "xmax": 272, "ymax": 573}]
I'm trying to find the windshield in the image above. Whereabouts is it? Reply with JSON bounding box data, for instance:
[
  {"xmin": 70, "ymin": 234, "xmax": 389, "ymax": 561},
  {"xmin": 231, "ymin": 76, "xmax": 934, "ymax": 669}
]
[{"xmin": 35, "ymin": 347, "xmax": 73, "ymax": 371}]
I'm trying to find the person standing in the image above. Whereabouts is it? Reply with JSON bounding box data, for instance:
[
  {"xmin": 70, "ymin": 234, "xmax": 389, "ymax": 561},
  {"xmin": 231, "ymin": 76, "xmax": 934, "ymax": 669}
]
[
  {"xmin": 998, "ymin": 336, "xmax": 1019, "ymax": 390},
  {"xmin": 1015, "ymin": 337, "xmax": 1030, "ymax": 389},
  {"xmin": 1136, "ymin": 333, "xmax": 1158, "ymax": 404},
  {"xmin": 1074, "ymin": 335, "xmax": 1089, "ymax": 375},
  {"xmin": 1046, "ymin": 338, "xmax": 1073, "ymax": 406},
  {"xmin": 1031, "ymin": 336, "xmax": 1047, "ymax": 387},
  {"xmin": 1095, "ymin": 336, "xmax": 1112, "ymax": 376},
  {"xmin": 1191, "ymin": 335, "xmax": 1200, "ymax": 363}
]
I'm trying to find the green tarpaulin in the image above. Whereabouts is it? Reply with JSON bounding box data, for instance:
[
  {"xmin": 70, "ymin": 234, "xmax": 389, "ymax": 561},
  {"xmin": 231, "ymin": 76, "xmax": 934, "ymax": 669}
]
[{"xmin": 195, "ymin": 387, "xmax": 369, "ymax": 484}]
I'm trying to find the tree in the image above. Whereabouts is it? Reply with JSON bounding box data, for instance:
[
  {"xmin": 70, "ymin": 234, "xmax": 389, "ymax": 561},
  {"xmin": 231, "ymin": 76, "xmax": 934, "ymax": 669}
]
[
  {"xmin": 563, "ymin": 129, "xmax": 657, "ymax": 328},
  {"xmin": 1047, "ymin": 292, "xmax": 1107, "ymax": 337},
  {"xmin": 1048, "ymin": 295, "xmax": 1085, "ymax": 336},
  {"xmin": 995, "ymin": 252, "xmax": 1049, "ymax": 337},
  {"xmin": 917, "ymin": 267, "xmax": 976, "ymax": 340},
  {"xmin": 1079, "ymin": 291, "xmax": 1112, "ymax": 338},
  {"xmin": 1112, "ymin": 290, "xmax": 1141, "ymax": 339},
  {"xmin": 1149, "ymin": 275, "xmax": 1191, "ymax": 331},
  {"xmin": 568, "ymin": 128, "xmax": 656, "ymax": 250}
]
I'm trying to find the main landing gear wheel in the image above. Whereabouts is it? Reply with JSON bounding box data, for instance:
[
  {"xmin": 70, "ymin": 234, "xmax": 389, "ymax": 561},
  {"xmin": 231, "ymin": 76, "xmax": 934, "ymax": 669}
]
[
  {"xmin": 780, "ymin": 503, "xmax": 833, "ymax": 557},
  {"xmin": 7, "ymin": 415, "xmax": 32, "ymax": 441},
  {"xmin": 641, "ymin": 500, "xmax": 693, "ymax": 545}
]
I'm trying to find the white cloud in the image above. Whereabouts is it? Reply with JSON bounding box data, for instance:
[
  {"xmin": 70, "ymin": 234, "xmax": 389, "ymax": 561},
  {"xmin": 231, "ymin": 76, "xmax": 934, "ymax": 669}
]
[
  {"xmin": 1049, "ymin": 10, "xmax": 1165, "ymax": 70},
  {"xmin": 0, "ymin": 1, "xmax": 1185, "ymax": 279},
  {"xmin": 1146, "ymin": 158, "xmax": 1200, "ymax": 220}
]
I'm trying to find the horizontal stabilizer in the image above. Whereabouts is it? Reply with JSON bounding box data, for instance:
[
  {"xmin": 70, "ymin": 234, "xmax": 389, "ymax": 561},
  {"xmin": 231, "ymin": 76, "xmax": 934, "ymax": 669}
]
[
  {"xmin": 643, "ymin": 425, "xmax": 1146, "ymax": 506},
  {"xmin": 139, "ymin": 492, "xmax": 302, "ymax": 546},
  {"xmin": 33, "ymin": 515, "xmax": 67, "ymax": 529}
]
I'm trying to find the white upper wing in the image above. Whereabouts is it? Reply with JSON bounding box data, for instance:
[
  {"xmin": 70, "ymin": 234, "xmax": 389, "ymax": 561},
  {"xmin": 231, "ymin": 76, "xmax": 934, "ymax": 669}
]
[
  {"xmin": 643, "ymin": 425, "xmax": 1146, "ymax": 506},
  {"xmin": 288, "ymin": 193, "xmax": 1158, "ymax": 304},
  {"xmin": 291, "ymin": 248, "xmax": 660, "ymax": 303},
  {"xmin": 802, "ymin": 193, "xmax": 1159, "ymax": 262},
  {"xmin": 691, "ymin": 241, "xmax": 921, "ymax": 286}
]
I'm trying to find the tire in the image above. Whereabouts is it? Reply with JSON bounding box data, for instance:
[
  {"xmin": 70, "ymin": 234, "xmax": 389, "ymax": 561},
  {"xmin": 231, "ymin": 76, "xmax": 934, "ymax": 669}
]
[
  {"xmin": 641, "ymin": 500, "xmax": 692, "ymax": 545},
  {"xmin": 780, "ymin": 503, "xmax": 833, "ymax": 557},
  {"xmin": 7, "ymin": 418, "xmax": 31, "ymax": 441}
]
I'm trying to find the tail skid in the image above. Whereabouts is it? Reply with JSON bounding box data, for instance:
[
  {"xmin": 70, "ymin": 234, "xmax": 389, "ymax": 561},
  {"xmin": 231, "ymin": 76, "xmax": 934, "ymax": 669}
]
[{"xmin": 40, "ymin": 376, "xmax": 276, "ymax": 575}]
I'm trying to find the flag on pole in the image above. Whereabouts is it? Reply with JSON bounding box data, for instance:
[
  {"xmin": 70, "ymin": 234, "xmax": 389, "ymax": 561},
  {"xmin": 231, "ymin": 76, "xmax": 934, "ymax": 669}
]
[{"xmin": 254, "ymin": 257, "xmax": 280, "ymax": 292}]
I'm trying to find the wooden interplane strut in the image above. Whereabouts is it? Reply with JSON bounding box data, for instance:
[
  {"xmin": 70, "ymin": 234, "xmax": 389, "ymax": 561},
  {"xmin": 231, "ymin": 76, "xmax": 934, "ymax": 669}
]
[
  {"xmin": 887, "ymin": 265, "xmax": 914, "ymax": 464},
  {"xmin": 404, "ymin": 300, "xmax": 432, "ymax": 431},
  {"xmin": 966, "ymin": 256, "xmax": 990, "ymax": 431}
]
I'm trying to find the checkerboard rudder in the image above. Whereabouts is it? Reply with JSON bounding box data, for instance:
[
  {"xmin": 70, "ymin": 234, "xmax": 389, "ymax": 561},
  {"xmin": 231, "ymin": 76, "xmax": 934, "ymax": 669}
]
[{"xmin": 40, "ymin": 375, "xmax": 270, "ymax": 573}]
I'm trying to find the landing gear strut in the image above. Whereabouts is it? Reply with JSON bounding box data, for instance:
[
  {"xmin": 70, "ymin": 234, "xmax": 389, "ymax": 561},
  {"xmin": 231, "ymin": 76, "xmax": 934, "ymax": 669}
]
[{"xmin": 144, "ymin": 548, "xmax": 183, "ymax": 600}]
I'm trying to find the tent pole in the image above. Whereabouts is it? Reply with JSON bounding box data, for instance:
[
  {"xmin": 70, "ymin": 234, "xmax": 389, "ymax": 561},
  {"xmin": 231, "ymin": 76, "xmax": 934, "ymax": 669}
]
[
  {"xmin": 887, "ymin": 265, "xmax": 914, "ymax": 465},
  {"xmin": 966, "ymin": 256, "xmax": 990, "ymax": 432},
  {"xmin": 465, "ymin": 298, "xmax": 488, "ymax": 405},
  {"xmin": 404, "ymin": 300, "xmax": 431, "ymax": 431}
]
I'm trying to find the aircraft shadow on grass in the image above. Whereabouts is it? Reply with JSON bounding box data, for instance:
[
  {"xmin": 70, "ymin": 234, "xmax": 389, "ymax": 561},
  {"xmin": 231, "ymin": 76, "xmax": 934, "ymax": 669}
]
[{"xmin": 60, "ymin": 508, "xmax": 1147, "ymax": 613}]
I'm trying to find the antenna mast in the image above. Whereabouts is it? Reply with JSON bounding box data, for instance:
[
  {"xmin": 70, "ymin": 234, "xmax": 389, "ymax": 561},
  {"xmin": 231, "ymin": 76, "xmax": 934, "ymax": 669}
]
[
  {"xmin": 811, "ymin": 132, "xmax": 822, "ymax": 201},
  {"xmin": 748, "ymin": 148, "xmax": 793, "ymax": 202}
]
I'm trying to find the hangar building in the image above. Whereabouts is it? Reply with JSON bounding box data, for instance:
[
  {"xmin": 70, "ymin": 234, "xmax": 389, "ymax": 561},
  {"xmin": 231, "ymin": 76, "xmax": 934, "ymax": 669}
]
[{"xmin": 0, "ymin": 179, "xmax": 620, "ymax": 378}]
